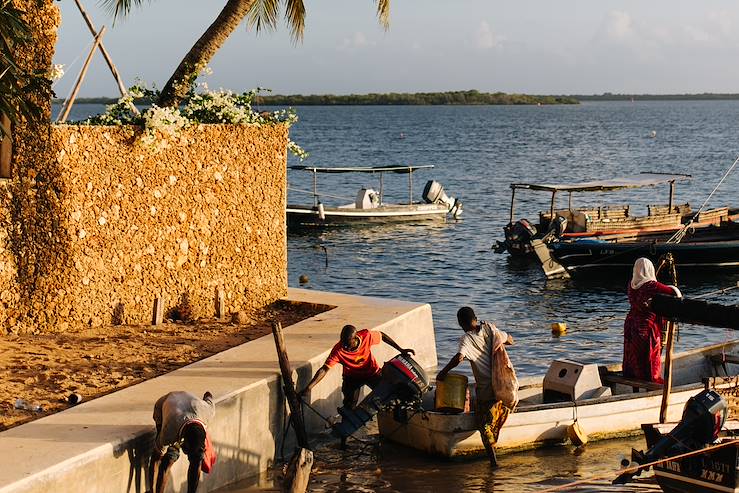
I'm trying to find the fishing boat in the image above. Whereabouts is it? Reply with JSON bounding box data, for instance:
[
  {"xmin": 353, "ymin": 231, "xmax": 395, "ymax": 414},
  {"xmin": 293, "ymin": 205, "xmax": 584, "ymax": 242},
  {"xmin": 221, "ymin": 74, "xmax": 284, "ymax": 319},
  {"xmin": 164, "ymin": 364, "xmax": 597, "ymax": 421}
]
[
  {"xmin": 544, "ymin": 226, "xmax": 739, "ymax": 275},
  {"xmin": 286, "ymin": 165, "xmax": 462, "ymax": 229},
  {"xmin": 377, "ymin": 340, "xmax": 739, "ymax": 458},
  {"xmin": 492, "ymin": 172, "xmax": 739, "ymax": 256}
]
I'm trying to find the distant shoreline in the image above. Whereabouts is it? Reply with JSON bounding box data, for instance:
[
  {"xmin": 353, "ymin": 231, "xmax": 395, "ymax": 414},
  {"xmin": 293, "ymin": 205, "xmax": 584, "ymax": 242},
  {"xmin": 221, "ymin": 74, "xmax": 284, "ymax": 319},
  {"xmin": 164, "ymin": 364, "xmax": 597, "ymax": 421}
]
[{"xmin": 53, "ymin": 91, "xmax": 739, "ymax": 106}]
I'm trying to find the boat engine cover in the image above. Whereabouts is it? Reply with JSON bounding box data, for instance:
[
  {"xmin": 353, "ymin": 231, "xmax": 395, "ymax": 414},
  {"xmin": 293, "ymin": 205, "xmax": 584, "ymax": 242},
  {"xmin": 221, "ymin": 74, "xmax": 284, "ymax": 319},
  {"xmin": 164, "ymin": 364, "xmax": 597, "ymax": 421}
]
[
  {"xmin": 543, "ymin": 359, "xmax": 610, "ymax": 402},
  {"xmin": 355, "ymin": 188, "xmax": 381, "ymax": 209},
  {"xmin": 333, "ymin": 353, "xmax": 430, "ymax": 438}
]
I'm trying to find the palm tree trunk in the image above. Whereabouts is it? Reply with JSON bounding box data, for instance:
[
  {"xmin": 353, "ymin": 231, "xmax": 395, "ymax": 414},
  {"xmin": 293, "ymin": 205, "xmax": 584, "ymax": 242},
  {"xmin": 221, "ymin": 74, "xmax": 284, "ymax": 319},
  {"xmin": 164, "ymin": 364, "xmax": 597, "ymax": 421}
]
[{"xmin": 157, "ymin": 0, "xmax": 257, "ymax": 108}]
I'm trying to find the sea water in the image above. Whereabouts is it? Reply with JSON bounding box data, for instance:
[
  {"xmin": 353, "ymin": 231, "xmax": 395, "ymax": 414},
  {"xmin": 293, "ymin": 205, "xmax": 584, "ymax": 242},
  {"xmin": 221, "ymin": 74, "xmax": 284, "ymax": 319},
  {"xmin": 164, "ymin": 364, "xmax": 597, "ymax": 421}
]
[{"xmin": 56, "ymin": 101, "xmax": 739, "ymax": 492}]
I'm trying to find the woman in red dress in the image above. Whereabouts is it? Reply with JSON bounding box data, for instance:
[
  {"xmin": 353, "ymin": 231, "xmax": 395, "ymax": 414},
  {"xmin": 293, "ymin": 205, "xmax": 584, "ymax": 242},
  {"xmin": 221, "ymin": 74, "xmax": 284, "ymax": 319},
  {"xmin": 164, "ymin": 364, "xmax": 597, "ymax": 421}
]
[{"xmin": 623, "ymin": 258, "xmax": 682, "ymax": 383}]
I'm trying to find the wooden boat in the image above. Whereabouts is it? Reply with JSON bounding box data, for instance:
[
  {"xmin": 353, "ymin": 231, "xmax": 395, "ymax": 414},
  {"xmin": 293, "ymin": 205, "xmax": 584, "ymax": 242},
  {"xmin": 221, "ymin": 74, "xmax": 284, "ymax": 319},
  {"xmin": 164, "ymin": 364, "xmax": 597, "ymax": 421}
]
[
  {"xmin": 287, "ymin": 165, "xmax": 462, "ymax": 229},
  {"xmin": 641, "ymin": 419, "xmax": 739, "ymax": 493},
  {"xmin": 377, "ymin": 340, "xmax": 739, "ymax": 458},
  {"xmin": 492, "ymin": 173, "xmax": 739, "ymax": 256},
  {"xmin": 536, "ymin": 221, "xmax": 739, "ymax": 278}
]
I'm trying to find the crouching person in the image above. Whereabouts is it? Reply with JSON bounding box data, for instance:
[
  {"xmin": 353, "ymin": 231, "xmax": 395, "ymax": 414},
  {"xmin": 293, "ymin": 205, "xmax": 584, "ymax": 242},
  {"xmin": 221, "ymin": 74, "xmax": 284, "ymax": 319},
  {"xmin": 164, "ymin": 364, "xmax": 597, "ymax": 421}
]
[{"xmin": 147, "ymin": 391, "xmax": 217, "ymax": 493}]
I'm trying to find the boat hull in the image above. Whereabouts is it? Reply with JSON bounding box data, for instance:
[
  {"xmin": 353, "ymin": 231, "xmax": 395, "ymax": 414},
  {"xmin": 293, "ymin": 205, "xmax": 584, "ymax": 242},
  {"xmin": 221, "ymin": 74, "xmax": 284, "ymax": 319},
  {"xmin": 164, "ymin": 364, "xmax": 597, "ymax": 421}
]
[
  {"xmin": 287, "ymin": 203, "xmax": 450, "ymax": 229},
  {"xmin": 378, "ymin": 341, "xmax": 739, "ymax": 459},
  {"xmin": 550, "ymin": 237, "xmax": 739, "ymax": 273}
]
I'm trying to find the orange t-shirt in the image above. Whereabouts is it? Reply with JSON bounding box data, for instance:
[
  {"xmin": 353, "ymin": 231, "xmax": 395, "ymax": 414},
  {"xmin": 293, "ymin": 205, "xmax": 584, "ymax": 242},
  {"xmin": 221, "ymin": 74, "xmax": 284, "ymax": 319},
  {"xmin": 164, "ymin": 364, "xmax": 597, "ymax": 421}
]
[{"xmin": 325, "ymin": 329, "xmax": 382, "ymax": 379}]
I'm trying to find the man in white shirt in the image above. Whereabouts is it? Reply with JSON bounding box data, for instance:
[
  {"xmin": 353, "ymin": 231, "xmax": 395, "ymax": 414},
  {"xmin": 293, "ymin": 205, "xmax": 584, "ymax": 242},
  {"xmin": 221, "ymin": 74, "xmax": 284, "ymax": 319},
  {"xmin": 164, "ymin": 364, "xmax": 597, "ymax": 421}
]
[{"xmin": 437, "ymin": 306, "xmax": 515, "ymax": 467}]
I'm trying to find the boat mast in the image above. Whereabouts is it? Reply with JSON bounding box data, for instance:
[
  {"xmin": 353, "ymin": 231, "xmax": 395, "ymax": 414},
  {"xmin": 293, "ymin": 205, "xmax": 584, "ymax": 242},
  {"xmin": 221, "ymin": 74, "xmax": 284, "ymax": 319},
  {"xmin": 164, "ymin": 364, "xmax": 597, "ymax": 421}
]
[
  {"xmin": 379, "ymin": 172, "xmax": 384, "ymax": 205},
  {"xmin": 668, "ymin": 180, "xmax": 675, "ymax": 212},
  {"xmin": 408, "ymin": 169, "xmax": 413, "ymax": 205},
  {"xmin": 312, "ymin": 170, "xmax": 318, "ymax": 207},
  {"xmin": 509, "ymin": 186, "xmax": 517, "ymax": 223}
]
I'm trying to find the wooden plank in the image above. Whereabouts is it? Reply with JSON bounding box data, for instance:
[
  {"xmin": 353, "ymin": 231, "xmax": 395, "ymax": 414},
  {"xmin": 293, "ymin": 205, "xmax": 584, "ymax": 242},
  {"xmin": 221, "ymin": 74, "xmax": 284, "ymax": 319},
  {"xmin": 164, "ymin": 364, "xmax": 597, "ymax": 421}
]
[
  {"xmin": 601, "ymin": 373, "xmax": 663, "ymax": 391},
  {"xmin": 151, "ymin": 296, "xmax": 164, "ymax": 325}
]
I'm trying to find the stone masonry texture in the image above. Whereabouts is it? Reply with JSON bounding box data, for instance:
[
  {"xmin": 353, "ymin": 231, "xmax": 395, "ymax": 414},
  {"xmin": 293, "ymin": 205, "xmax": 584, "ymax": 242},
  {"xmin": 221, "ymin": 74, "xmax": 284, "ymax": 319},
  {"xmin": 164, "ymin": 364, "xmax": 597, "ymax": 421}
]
[{"xmin": 0, "ymin": 1, "xmax": 289, "ymax": 333}]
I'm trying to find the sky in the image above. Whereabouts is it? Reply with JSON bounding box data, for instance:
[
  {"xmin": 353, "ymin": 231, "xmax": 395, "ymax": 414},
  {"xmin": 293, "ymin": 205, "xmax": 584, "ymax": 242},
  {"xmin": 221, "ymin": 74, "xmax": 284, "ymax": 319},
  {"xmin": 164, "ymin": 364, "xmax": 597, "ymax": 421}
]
[{"xmin": 52, "ymin": 0, "xmax": 739, "ymax": 97}]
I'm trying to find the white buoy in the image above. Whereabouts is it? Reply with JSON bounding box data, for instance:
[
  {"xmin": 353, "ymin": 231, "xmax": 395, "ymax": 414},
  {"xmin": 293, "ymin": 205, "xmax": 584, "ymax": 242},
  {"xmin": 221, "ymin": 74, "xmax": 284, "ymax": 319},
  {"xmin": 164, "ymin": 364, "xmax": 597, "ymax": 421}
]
[
  {"xmin": 317, "ymin": 202, "xmax": 326, "ymax": 220},
  {"xmin": 650, "ymin": 130, "xmax": 657, "ymax": 138}
]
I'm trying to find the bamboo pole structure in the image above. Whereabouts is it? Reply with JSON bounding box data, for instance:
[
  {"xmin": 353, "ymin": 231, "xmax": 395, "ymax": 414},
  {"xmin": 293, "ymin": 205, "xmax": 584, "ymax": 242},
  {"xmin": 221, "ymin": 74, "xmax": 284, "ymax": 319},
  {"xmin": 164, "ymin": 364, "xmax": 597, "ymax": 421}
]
[
  {"xmin": 72, "ymin": 0, "xmax": 138, "ymax": 114},
  {"xmin": 58, "ymin": 27, "xmax": 106, "ymax": 123}
]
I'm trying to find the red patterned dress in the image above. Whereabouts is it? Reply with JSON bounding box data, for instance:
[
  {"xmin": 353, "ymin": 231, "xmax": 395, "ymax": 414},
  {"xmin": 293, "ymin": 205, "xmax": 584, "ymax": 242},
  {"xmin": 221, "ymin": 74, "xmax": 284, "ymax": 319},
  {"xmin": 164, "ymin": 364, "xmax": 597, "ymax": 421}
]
[{"xmin": 622, "ymin": 280, "xmax": 677, "ymax": 383}]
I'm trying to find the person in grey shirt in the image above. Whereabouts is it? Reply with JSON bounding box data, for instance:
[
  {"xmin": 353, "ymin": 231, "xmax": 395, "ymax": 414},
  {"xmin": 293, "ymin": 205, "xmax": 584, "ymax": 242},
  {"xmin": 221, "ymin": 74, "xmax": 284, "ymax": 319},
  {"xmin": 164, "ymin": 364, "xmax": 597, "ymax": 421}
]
[{"xmin": 147, "ymin": 391, "xmax": 215, "ymax": 493}]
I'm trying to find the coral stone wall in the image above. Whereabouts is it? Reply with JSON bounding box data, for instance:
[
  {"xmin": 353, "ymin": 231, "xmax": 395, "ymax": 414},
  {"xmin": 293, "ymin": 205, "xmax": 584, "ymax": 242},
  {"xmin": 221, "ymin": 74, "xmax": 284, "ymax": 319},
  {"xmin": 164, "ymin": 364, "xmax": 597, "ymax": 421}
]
[
  {"xmin": 0, "ymin": 0, "xmax": 59, "ymax": 331},
  {"xmin": 42, "ymin": 124, "xmax": 288, "ymax": 329}
]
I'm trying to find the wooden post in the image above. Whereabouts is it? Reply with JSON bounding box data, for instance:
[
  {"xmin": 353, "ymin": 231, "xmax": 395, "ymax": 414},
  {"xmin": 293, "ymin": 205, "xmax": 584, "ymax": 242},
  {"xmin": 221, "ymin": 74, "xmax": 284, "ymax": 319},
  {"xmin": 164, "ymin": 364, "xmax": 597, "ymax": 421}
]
[
  {"xmin": 58, "ymin": 26, "xmax": 106, "ymax": 123},
  {"xmin": 408, "ymin": 169, "xmax": 413, "ymax": 205},
  {"xmin": 152, "ymin": 296, "xmax": 164, "ymax": 325},
  {"xmin": 72, "ymin": 0, "xmax": 136, "ymax": 112},
  {"xmin": 668, "ymin": 181, "xmax": 675, "ymax": 212},
  {"xmin": 549, "ymin": 191, "xmax": 557, "ymax": 221},
  {"xmin": 215, "ymin": 288, "xmax": 225, "ymax": 320},
  {"xmin": 0, "ymin": 114, "xmax": 11, "ymax": 179},
  {"xmin": 272, "ymin": 321, "xmax": 312, "ymax": 493},
  {"xmin": 272, "ymin": 321, "xmax": 310, "ymax": 448},
  {"xmin": 509, "ymin": 186, "xmax": 516, "ymax": 224},
  {"xmin": 659, "ymin": 321, "xmax": 676, "ymax": 423}
]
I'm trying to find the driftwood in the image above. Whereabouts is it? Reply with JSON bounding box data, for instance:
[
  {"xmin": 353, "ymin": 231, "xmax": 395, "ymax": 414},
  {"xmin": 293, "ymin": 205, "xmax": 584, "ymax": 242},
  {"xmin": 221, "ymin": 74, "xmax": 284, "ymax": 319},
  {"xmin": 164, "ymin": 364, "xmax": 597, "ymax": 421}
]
[{"xmin": 272, "ymin": 321, "xmax": 312, "ymax": 493}]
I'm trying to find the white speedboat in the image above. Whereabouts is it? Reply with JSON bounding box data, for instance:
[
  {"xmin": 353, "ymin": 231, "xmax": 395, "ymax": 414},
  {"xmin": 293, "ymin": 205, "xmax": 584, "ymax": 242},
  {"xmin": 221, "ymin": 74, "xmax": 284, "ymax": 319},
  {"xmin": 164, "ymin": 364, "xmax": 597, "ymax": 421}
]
[{"xmin": 287, "ymin": 165, "xmax": 462, "ymax": 229}]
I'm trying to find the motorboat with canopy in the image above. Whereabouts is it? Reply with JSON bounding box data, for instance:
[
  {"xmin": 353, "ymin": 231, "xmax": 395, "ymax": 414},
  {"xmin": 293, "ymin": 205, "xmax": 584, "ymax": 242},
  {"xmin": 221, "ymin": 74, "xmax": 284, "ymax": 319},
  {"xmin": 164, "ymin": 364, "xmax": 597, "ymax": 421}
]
[
  {"xmin": 494, "ymin": 172, "xmax": 707, "ymax": 256},
  {"xmin": 287, "ymin": 165, "xmax": 462, "ymax": 229}
]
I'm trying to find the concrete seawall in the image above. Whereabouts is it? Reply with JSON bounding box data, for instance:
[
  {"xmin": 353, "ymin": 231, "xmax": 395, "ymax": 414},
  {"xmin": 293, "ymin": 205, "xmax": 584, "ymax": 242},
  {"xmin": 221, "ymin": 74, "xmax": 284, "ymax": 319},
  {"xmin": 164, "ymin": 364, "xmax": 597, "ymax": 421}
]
[{"xmin": 0, "ymin": 288, "xmax": 437, "ymax": 493}]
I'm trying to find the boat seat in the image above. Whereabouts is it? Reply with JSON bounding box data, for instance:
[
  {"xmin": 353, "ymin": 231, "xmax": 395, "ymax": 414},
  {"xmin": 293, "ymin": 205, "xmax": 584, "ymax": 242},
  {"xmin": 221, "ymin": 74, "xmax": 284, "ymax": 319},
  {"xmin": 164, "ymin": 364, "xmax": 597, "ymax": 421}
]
[{"xmin": 600, "ymin": 372, "xmax": 663, "ymax": 391}]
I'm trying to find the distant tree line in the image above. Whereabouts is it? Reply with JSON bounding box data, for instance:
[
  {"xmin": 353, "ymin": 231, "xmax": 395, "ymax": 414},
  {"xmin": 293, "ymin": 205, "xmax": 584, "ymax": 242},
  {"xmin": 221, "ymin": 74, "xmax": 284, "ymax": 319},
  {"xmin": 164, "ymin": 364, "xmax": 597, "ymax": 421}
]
[
  {"xmin": 56, "ymin": 91, "xmax": 739, "ymax": 107},
  {"xmin": 573, "ymin": 93, "xmax": 739, "ymax": 101},
  {"xmin": 253, "ymin": 90, "xmax": 578, "ymax": 105}
]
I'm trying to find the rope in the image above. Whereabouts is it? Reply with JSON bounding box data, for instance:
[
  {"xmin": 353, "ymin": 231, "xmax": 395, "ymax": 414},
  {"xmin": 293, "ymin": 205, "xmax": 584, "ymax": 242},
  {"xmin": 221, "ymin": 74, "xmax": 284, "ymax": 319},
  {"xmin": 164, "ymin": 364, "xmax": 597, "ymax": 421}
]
[
  {"xmin": 667, "ymin": 154, "xmax": 739, "ymax": 244},
  {"xmin": 693, "ymin": 282, "xmax": 739, "ymax": 300},
  {"xmin": 538, "ymin": 438, "xmax": 739, "ymax": 492},
  {"xmin": 287, "ymin": 186, "xmax": 355, "ymax": 202},
  {"xmin": 54, "ymin": 37, "xmax": 97, "ymax": 121}
]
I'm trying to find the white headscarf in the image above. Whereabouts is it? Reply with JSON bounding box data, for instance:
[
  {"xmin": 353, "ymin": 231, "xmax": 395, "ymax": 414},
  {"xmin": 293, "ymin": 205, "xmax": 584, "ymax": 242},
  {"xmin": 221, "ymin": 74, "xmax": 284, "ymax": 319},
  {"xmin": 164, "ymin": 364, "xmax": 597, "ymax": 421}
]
[{"xmin": 630, "ymin": 257, "xmax": 657, "ymax": 289}]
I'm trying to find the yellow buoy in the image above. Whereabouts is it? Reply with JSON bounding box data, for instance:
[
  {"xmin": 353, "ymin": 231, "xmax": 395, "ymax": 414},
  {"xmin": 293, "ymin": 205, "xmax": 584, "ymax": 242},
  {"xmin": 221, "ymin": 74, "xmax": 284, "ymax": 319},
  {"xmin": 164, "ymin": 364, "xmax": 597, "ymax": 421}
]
[
  {"xmin": 435, "ymin": 373, "xmax": 468, "ymax": 413},
  {"xmin": 551, "ymin": 322, "xmax": 567, "ymax": 336},
  {"xmin": 568, "ymin": 420, "xmax": 588, "ymax": 446}
]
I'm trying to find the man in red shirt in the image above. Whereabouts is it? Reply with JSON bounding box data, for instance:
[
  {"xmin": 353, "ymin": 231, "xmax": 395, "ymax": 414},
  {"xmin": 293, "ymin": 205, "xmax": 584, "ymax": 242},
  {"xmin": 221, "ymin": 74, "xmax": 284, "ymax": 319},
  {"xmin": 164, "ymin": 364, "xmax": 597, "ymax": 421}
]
[{"xmin": 300, "ymin": 324, "xmax": 414, "ymax": 443}]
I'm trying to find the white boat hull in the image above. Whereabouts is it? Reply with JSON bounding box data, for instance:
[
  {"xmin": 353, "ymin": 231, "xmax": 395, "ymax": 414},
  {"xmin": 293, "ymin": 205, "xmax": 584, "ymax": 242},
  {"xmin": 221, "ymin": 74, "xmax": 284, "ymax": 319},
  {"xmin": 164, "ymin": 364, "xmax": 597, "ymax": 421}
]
[{"xmin": 378, "ymin": 340, "xmax": 739, "ymax": 458}]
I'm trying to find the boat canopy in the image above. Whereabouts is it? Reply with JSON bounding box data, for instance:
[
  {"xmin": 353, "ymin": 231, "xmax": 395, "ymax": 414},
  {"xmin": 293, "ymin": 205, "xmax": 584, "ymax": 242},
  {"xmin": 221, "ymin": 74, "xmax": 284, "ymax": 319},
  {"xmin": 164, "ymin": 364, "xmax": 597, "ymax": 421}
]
[
  {"xmin": 511, "ymin": 173, "xmax": 692, "ymax": 193},
  {"xmin": 289, "ymin": 165, "xmax": 434, "ymax": 174}
]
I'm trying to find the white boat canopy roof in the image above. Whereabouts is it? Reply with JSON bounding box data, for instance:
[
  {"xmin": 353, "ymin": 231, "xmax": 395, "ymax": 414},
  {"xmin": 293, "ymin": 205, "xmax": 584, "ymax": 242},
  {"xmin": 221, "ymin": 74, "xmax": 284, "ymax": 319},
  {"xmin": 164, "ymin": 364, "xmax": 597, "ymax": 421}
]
[
  {"xmin": 289, "ymin": 165, "xmax": 434, "ymax": 174},
  {"xmin": 511, "ymin": 172, "xmax": 692, "ymax": 193}
]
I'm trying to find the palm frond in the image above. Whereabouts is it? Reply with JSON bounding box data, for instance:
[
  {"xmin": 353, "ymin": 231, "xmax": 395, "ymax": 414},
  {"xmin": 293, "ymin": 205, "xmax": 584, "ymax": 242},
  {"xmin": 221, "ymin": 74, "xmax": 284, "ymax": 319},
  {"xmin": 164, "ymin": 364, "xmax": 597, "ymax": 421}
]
[
  {"xmin": 98, "ymin": 0, "xmax": 151, "ymax": 20},
  {"xmin": 376, "ymin": 0, "xmax": 390, "ymax": 30},
  {"xmin": 247, "ymin": 0, "xmax": 280, "ymax": 34},
  {"xmin": 284, "ymin": 0, "xmax": 305, "ymax": 42}
]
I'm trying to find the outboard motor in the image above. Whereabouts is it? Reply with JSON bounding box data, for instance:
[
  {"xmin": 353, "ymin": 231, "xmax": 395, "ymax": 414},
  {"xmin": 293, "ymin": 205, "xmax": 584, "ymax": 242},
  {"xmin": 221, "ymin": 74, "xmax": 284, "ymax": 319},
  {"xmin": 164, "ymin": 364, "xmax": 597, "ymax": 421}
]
[
  {"xmin": 422, "ymin": 180, "xmax": 462, "ymax": 219},
  {"xmin": 494, "ymin": 219, "xmax": 538, "ymax": 255},
  {"xmin": 541, "ymin": 215, "xmax": 568, "ymax": 242},
  {"xmin": 614, "ymin": 389, "xmax": 727, "ymax": 484},
  {"xmin": 333, "ymin": 353, "xmax": 430, "ymax": 439}
]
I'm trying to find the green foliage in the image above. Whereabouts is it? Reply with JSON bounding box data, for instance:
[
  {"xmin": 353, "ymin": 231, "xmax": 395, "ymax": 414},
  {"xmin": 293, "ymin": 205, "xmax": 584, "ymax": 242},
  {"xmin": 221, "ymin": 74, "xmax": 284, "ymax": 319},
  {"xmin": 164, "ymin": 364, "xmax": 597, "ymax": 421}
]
[{"xmin": 0, "ymin": 0, "xmax": 48, "ymax": 137}]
